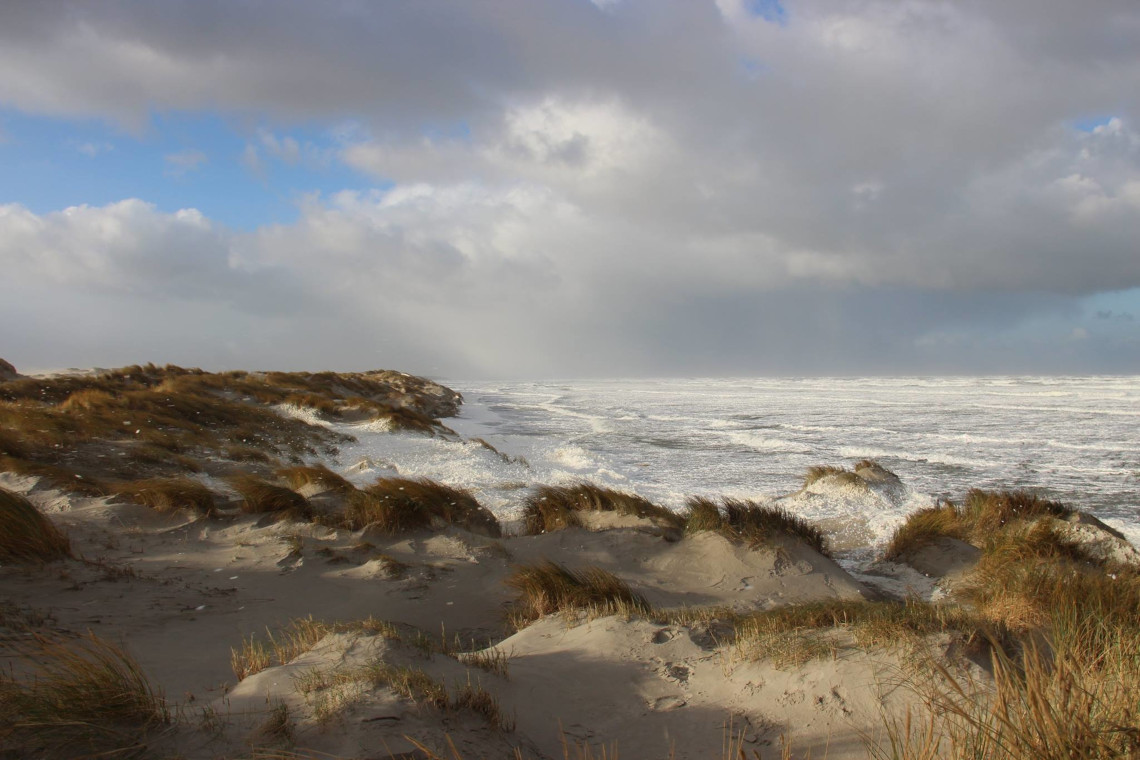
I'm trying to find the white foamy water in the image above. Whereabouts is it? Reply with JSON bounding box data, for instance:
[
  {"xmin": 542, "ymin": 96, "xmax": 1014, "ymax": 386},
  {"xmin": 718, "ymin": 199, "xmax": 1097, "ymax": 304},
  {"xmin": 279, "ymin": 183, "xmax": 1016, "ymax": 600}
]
[{"xmin": 328, "ymin": 377, "xmax": 1140, "ymax": 555}]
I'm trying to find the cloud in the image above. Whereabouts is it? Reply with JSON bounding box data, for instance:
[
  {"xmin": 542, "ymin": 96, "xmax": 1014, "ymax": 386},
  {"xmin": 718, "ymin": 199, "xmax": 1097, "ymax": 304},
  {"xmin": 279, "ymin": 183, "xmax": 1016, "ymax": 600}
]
[
  {"xmin": 164, "ymin": 149, "xmax": 207, "ymax": 176},
  {"xmin": 1, "ymin": 1, "xmax": 1140, "ymax": 374}
]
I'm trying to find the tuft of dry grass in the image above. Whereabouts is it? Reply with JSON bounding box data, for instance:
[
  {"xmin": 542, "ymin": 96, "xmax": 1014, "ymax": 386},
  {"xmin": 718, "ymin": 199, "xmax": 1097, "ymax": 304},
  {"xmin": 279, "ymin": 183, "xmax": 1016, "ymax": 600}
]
[
  {"xmin": 0, "ymin": 632, "xmax": 168, "ymax": 758},
  {"xmin": 682, "ymin": 496, "xmax": 830, "ymax": 556},
  {"xmin": 0, "ymin": 487, "xmax": 72, "ymax": 562},
  {"xmin": 802, "ymin": 464, "xmax": 848, "ymax": 488},
  {"xmin": 229, "ymin": 474, "xmax": 313, "ymax": 521},
  {"xmin": 521, "ymin": 482, "xmax": 682, "ymax": 535},
  {"xmin": 734, "ymin": 599, "xmax": 1002, "ymax": 667},
  {"xmin": 885, "ymin": 489, "xmax": 1075, "ymax": 561},
  {"xmin": 505, "ymin": 560, "xmax": 650, "ymax": 629},
  {"xmin": 111, "ymin": 477, "xmax": 217, "ymax": 516},
  {"xmin": 342, "ymin": 477, "xmax": 500, "ymax": 536},
  {"xmin": 880, "ymin": 583, "xmax": 1140, "ymax": 759},
  {"xmin": 455, "ymin": 646, "xmax": 511, "ymax": 679},
  {"xmin": 232, "ymin": 615, "xmax": 402, "ymax": 680},
  {"xmin": 276, "ymin": 464, "xmax": 357, "ymax": 495}
]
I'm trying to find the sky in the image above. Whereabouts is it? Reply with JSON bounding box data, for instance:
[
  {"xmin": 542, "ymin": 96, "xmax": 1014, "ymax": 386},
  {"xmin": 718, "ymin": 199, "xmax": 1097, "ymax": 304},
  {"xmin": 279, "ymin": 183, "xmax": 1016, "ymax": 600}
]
[{"xmin": 1, "ymin": 0, "xmax": 1139, "ymax": 379}]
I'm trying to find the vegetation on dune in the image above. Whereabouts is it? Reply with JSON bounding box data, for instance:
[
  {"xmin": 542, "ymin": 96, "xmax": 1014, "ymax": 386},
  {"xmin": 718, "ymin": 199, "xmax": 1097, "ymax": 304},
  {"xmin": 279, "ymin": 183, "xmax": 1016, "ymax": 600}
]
[
  {"xmin": 733, "ymin": 598, "xmax": 1004, "ymax": 668},
  {"xmin": 276, "ymin": 463, "xmax": 357, "ymax": 495},
  {"xmin": 884, "ymin": 489, "xmax": 1074, "ymax": 561},
  {"xmin": 0, "ymin": 487, "xmax": 72, "ymax": 562},
  {"xmin": 802, "ymin": 464, "xmax": 849, "ymax": 488},
  {"xmin": 228, "ymin": 473, "xmax": 313, "ymax": 521},
  {"xmin": 342, "ymin": 477, "xmax": 500, "ymax": 536},
  {"xmin": 683, "ymin": 496, "xmax": 831, "ymax": 556},
  {"xmin": 231, "ymin": 615, "xmax": 402, "ymax": 680},
  {"xmin": 0, "ymin": 363, "xmax": 458, "ymax": 492},
  {"xmin": 0, "ymin": 632, "xmax": 168, "ymax": 758},
  {"xmin": 111, "ymin": 477, "xmax": 217, "ymax": 516},
  {"xmin": 521, "ymin": 482, "xmax": 683, "ymax": 535},
  {"xmin": 505, "ymin": 560, "xmax": 651, "ymax": 629}
]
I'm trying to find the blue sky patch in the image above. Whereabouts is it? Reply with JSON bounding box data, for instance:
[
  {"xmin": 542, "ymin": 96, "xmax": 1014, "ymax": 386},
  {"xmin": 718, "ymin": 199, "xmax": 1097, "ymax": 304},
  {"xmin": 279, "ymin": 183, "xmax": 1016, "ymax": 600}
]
[
  {"xmin": 745, "ymin": 0, "xmax": 788, "ymax": 26},
  {"xmin": 1072, "ymin": 115, "xmax": 1118, "ymax": 133},
  {"xmin": 0, "ymin": 109, "xmax": 373, "ymax": 230}
]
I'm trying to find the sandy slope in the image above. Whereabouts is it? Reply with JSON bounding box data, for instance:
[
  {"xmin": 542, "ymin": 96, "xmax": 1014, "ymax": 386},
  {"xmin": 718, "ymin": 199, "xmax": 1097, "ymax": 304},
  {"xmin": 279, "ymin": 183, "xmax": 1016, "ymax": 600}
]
[{"xmin": 0, "ymin": 469, "xmax": 950, "ymax": 759}]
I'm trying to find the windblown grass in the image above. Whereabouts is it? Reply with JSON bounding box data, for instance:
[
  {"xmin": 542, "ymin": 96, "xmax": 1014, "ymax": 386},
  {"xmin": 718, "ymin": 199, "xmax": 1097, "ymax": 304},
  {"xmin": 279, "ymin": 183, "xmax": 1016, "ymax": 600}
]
[
  {"xmin": 111, "ymin": 477, "xmax": 217, "ymax": 516},
  {"xmin": 880, "ymin": 580, "xmax": 1140, "ymax": 759},
  {"xmin": 505, "ymin": 560, "xmax": 650, "ymax": 629},
  {"xmin": 876, "ymin": 487, "xmax": 1140, "ymax": 758},
  {"xmin": 683, "ymin": 496, "xmax": 830, "ymax": 556},
  {"xmin": 521, "ymin": 482, "xmax": 682, "ymax": 535},
  {"xmin": 0, "ymin": 632, "xmax": 168, "ymax": 758},
  {"xmin": 229, "ymin": 474, "xmax": 313, "ymax": 521},
  {"xmin": 734, "ymin": 599, "xmax": 1001, "ymax": 667},
  {"xmin": 232, "ymin": 615, "xmax": 402, "ymax": 680},
  {"xmin": 0, "ymin": 487, "xmax": 72, "ymax": 562},
  {"xmin": 296, "ymin": 660, "xmax": 511, "ymax": 730},
  {"xmin": 0, "ymin": 364, "xmax": 456, "ymax": 490},
  {"xmin": 802, "ymin": 464, "xmax": 850, "ymax": 488},
  {"xmin": 276, "ymin": 464, "xmax": 357, "ymax": 495},
  {"xmin": 885, "ymin": 489, "xmax": 1074, "ymax": 561},
  {"xmin": 342, "ymin": 477, "xmax": 500, "ymax": 536}
]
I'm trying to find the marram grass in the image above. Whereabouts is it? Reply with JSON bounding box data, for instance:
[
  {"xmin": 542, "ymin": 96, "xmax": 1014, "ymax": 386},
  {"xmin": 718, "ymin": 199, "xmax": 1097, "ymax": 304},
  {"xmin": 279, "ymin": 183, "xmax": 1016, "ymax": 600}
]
[
  {"xmin": 0, "ymin": 632, "xmax": 168, "ymax": 758},
  {"xmin": 0, "ymin": 487, "xmax": 72, "ymax": 562}
]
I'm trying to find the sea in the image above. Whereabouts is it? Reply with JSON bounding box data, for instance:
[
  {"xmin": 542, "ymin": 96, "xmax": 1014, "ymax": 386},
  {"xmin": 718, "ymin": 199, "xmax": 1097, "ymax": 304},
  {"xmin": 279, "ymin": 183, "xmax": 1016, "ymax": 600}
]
[{"xmin": 324, "ymin": 377, "xmax": 1140, "ymax": 561}]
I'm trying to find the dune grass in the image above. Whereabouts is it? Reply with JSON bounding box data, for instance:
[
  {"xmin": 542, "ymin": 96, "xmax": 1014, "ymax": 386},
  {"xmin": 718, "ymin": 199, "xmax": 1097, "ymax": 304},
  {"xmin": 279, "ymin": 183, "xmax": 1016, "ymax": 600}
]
[
  {"xmin": 521, "ymin": 482, "xmax": 683, "ymax": 535},
  {"xmin": 111, "ymin": 477, "xmax": 217, "ymax": 516},
  {"xmin": 683, "ymin": 496, "xmax": 830, "ymax": 556},
  {"xmin": 342, "ymin": 477, "xmax": 501, "ymax": 536},
  {"xmin": 885, "ymin": 489, "xmax": 1074, "ymax": 561},
  {"xmin": 880, "ymin": 571, "xmax": 1140, "ymax": 760},
  {"xmin": 802, "ymin": 464, "xmax": 848, "ymax": 488},
  {"xmin": 0, "ymin": 364, "xmax": 458, "ymax": 492},
  {"xmin": 504, "ymin": 560, "xmax": 651, "ymax": 629},
  {"xmin": 874, "ymin": 488, "xmax": 1140, "ymax": 758},
  {"xmin": 0, "ymin": 487, "xmax": 72, "ymax": 562},
  {"xmin": 296, "ymin": 660, "xmax": 511, "ymax": 730},
  {"xmin": 276, "ymin": 463, "xmax": 357, "ymax": 495},
  {"xmin": 232, "ymin": 615, "xmax": 402, "ymax": 680},
  {"xmin": 733, "ymin": 598, "xmax": 1001, "ymax": 668},
  {"xmin": 229, "ymin": 474, "xmax": 313, "ymax": 521},
  {"xmin": 0, "ymin": 632, "xmax": 168, "ymax": 758}
]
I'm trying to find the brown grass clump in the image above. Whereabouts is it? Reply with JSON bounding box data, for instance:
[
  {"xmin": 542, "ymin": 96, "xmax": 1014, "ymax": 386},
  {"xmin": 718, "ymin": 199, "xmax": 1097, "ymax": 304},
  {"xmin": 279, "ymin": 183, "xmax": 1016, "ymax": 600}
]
[
  {"xmin": 883, "ymin": 576, "xmax": 1140, "ymax": 759},
  {"xmin": 802, "ymin": 464, "xmax": 848, "ymax": 488},
  {"xmin": 276, "ymin": 463, "xmax": 357, "ymax": 495},
  {"xmin": 229, "ymin": 474, "xmax": 313, "ymax": 521},
  {"xmin": 0, "ymin": 363, "xmax": 460, "ymax": 490},
  {"xmin": 734, "ymin": 599, "xmax": 1000, "ymax": 668},
  {"xmin": 0, "ymin": 632, "xmax": 168, "ymax": 758},
  {"xmin": 681, "ymin": 496, "xmax": 725, "ymax": 534},
  {"xmin": 521, "ymin": 482, "xmax": 682, "ymax": 535},
  {"xmin": 885, "ymin": 489, "xmax": 1074, "ymax": 561},
  {"xmin": 111, "ymin": 477, "xmax": 217, "ymax": 516},
  {"xmin": 505, "ymin": 560, "xmax": 650, "ymax": 629},
  {"xmin": 343, "ymin": 477, "xmax": 500, "ymax": 536},
  {"xmin": 0, "ymin": 487, "xmax": 72, "ymax": 562},
  {"xmin": 683, "ymin": 496, "xmax": 830, "ymax": 556},
  {"xmin": 231, "ymin": 615, "xmax": 402, "ymax": 680}
]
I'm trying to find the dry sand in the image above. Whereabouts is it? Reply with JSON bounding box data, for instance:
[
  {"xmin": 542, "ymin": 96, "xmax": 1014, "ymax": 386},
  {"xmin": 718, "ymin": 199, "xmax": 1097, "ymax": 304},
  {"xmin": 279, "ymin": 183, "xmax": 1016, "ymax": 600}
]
[{"xmin": 0, "ymin": 467, "xmax": 964, "ymax": 760}]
